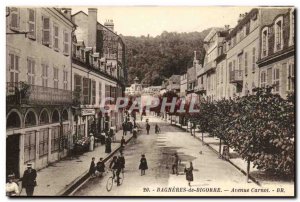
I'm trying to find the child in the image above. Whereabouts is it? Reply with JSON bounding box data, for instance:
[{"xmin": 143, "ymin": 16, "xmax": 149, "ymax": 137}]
[{"xmin": 139, "ymin": 154, "xmax": 148, "ymax": 176}]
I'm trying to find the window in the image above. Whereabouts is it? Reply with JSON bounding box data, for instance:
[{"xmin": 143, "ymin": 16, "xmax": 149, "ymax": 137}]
[
  {"xmin": 28, "ymin": 9, "xmax": 36, "ymax": 39},
  {"xmin": 42, "ymin": 16, "xmax": 51, "ymax": 45},
  {"xmin": 27, "ymin": 58, "xmax": 35, "ymax": 85},
  {"xmin": 262, "ymin": 28, "xmax": 268, "ymax": 57},
  {"xmin": 51, "ymin": 126, "xmax": 60, "ymax": 153},
  {"xmin": 287, "ymin": 62, "xmax": 294, "ymax": 91},
  {"xmin": 9, "ymin": 53, "xmax": 19, "ymax": 83},
  {"xmin": 246, "ymin": 21, "xmax": 250, "ymax": 35},
  {"xmin": 74, "ymin": 74, "xmax": 82, "ymax": 91},
  {"xmin": 98, "ymin": 82, "xmax": 102, "ymax": 105},
  {"xmin": 252, "ymin": 47, "xmax": 256, "ymax": 73},
  {"xmin": 275, "ymin": 18, "xmax": 283, "ymax": 51},
  {"xmin": 273, "ymin": 68, "xmax": 280, "ymax": 93},
  {"xmin": 10, "ymin": 7, "xmax": 19, "ymax": 30},
  {"xmin": 42, "ymin": 63, "xmax": 48, "ymax": 87},
  {"xmin": 244, "ymin": 52, "xmax": 248, "ymax": 76},
  {"xmin": 63, "ymin": 71, "xmax": 68, "ymax": 90},
  {"xmin": 91, "ymin": 80, "xmax": 96, "ymax": 105},
  {"xmin": 238, "ymin": 54, "xmax": 242, "ymax": 73},
  {"xmin": 260, "ymin": 71, "xmax": 267, "ymax": 88},
  {"xmin": 221, "ymin": 64, "xmax": 224, "ymax": 83},
  {"xmin": 53, "ymin": 67, "xmax": 59, "ymax": 88},
  {"xmin": 63, "ymin": 31, "xmax": 69, "ymax": 55},
  {"xmin": 105, "ymin": 85, "xmax": 110, "ymax": 104},
  {"xmin": 54, "ymin": 24, "xmax": 59, "ymax": 51},
  {"xmin": 39, "ymin": 128, "xmax": 49, "ymax": 157},
  {"xmin": 24, "ymin": 131, "xmax": 36, "ymax": 163},
  {"xmin": 290, "ymin": 10, "xmax": 295, "ymax": 45},
  {"xmin": 83, "ymin": 78, "xmax": 90, "ymax": 104}
]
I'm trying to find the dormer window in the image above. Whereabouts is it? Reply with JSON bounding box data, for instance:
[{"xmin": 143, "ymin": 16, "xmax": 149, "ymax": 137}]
[
  {"xmin": 274, "ymin": 16, "xmax": 283, "ymax": 52},
  {"xmin": 261, "ymin": 27, "xmax": 268, "ymax": 57}
]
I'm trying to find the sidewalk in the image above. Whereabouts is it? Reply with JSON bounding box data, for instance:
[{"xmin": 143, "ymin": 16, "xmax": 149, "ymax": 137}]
[
  {"xmin": 20, "ymin": 130, "xmax": 132, "ymax": 196},
  {"xmin": 163, "ymin": 117, "xmax": 294, "ymax": 189}
]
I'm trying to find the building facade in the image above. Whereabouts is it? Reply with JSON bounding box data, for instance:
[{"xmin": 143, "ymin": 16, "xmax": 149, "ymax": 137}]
[
  {"xmin": 71, "ymin": 8, "xmax": 126, "ymax": 138},
  {"xmin": 6, "ymin": 7, "xmax": 75, "ymax": 177},
  {"xmin": 257, "ymin": 8, "xmax": 295, "ymax": 98}
]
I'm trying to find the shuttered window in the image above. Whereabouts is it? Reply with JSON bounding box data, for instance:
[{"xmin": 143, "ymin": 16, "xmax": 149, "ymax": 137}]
[
  {"xmin": 42, "ymin": 16, "xmax": 51, "ymax": 45},
  {"xmin": 273, "ymin": 68, "xmax": 280, "ymax": 93},
  {"xmin": 27, "ymin": 58, "xmax": 35, "ymax": 85},
  {"xmin": 252, "ymin": 48, "xmax": 256, "ymax": 73},
  {"xmin": 28, "ymin": 9, "xmax": 36, "ymax": 39},
  {"xmin": 9, "ymin": 53, "xmax": 19, "ymax": 83},
  {"xmin": 244, "ymin": 52, "xmax": 248, "ymax": 76},
  {"xmin": 91, "ymin": 80, "xmax": 96, "ymax": 105},
  {"xmin": 39, "ymin": 128, "xmax": 49, "ymax": 157},
  {"xmin": 54, "ymin": 24, "xmax": 59, "ymax": 51},
  {"xmin": 260, "ymin": 71, "xmax": 267, "ymax": 88},
  {"xmin": 83, "ymin": 78, "xmax": 90, "ymax": 104},
  {"xmin": 42, "ymin": 63, "xmax": 48, "ymax": 87},
  {"xmin": 98, "ymin": 82, "xmax": 102, "ymax": 105},
  {"xmin": 24, "ymin": 131, "xmax": 36, "ymax": 163},
  {"xmin": 63, "ymin": 71, "xmax": 68, "ymax": 90},
  {"xmin": 10, "ymin": 7, "xmax": 19, "ymax": 30},
  {"xmin": 287, "ymin": 62, "xmax": 294, "ymax": 91},
  {"xmin": 53, "ymin": 67, "xmax": 59, "ymax": 89},
  {"xmin": 63, "ymin": 31, "xmax": 69, "ymax": 55}
]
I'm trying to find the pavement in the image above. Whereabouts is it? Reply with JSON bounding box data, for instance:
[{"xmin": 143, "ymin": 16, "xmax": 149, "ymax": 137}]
[
  {"xmin": 20, "ymin": 129, "xmax": 133, "ymax": 196},
  {"xmin": 72, "ymin": 115, "xmax": 293, "ymax": 197}
]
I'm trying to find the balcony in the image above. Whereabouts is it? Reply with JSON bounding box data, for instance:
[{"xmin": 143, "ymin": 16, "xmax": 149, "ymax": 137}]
[
  {"xmin": 204, "ymin": 61, "xmax": 216, "ymax": 73},
  {"xmin": 194, "ymin": 84, "xmax": 206, "ymax": 94},
  {"xmin": 6, "ymin": 82, "xmax": 72, "ymax": 105},
  {"xmin": 229, "ymin": 70, "xmax": 243, "ymax": 84}
]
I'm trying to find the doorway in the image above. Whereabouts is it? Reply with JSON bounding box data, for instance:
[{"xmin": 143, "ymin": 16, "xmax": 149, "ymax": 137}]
[{"xmin": 6, "ymin": 134, "xmax": 20, "ymax": 178}]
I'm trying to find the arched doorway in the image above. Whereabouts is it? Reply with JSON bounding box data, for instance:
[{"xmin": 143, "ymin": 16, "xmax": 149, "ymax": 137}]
[{"xmin": 25, "ymin": 110, "xmax": 37, "ymax": 127}]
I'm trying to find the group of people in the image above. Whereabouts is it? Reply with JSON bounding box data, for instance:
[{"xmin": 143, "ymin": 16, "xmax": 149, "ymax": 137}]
[
  {"xmin": 6, "ymin": 163, "xmax": 37, "ymax": 196},
  {"xmin": 89, "ymin": 151, "xmax": 126, "ymax": 186}
]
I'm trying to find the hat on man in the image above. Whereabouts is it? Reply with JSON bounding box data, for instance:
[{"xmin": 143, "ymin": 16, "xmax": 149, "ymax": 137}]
[
  {"xmin": 8, "ymin": 174, "xmax": 15, "ymax": 179},
  {"xmin": 27, "ymin": 163, "xmax": 33, "ymax": 168}
]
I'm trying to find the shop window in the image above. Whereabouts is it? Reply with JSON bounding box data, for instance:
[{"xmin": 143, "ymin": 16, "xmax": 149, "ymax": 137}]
[
  {"xmin": 39, "ymin": 128, "xmax": 49, "ymax": 157},
  {"xmin": 24, "ymin": 131, "xmax": 36, "ymax": 163}
]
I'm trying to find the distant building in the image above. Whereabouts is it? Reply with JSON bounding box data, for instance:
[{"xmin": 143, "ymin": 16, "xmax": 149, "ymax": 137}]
[
  {"xmin": 180, "ymin": 73, "xmax": 187, "ymax": 97},
  {"xmin": 165, "ymin": 75, "xmax": 181, "ymax": 94},
  {"xmin": 143, "ymin": 86, "xmax": 162, "ymax": 96},
  {"xmin": 125, "ymin": 77, "xmax": 143, "ymax": 96}
]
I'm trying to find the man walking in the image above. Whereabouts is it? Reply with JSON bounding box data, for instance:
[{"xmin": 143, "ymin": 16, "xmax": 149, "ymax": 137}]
[
  {"xmin": 172, "ymin": 153, "xmax": 181, "ymax": 175},
  {"xmin": 22, "ymin": 163, "xmax": 37, "ymax": 196},
  {"xmin": 146, "ymin": 123, "xmax": 150, "ymax": 135}
]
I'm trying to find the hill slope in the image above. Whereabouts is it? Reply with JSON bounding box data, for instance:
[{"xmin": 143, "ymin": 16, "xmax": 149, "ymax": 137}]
[{"xmin": 122, "ymin": 28, "xmax": 211, "ymax": 86}]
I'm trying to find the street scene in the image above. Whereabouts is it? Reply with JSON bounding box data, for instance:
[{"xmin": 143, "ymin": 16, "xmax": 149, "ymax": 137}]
[{"xmin": 5, "ymin": 6, "xmax": 295, "ymax": 197}]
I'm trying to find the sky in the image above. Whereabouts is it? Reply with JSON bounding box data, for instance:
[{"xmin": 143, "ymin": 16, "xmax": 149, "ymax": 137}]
[{"xmin": 71, "ymin": 6, "xmax": 254, "ymax": 37}]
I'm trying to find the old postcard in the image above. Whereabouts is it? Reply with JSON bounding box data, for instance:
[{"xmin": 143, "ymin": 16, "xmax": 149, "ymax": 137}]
[{"xmin": 5, "ymin": 6, "xmax": 295, "ymax": 197}]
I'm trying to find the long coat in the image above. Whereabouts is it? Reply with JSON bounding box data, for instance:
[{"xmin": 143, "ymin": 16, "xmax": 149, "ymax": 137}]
[
  {"xmin": 105, "ymin": 137, "xmax": 112, "ymax": 153},
  {"xmin": 89, "ymin": 161, "xmax": 96, "ymax": 175},
  {"xmin": 139, "ymin": 157, "xmax": 148, "ymax": 170},
  {"xmin": 22, "ymin": 169, "xmax": 37, "ymax": 188},
  {"xmin": 184, "ymin": 166, "xmax": 194, "ymax": 182}
]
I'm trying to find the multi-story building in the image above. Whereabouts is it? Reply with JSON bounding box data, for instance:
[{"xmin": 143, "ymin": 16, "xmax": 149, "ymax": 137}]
[
  {"xmin": 6, "ymin": 7, "xmax": 76, "ymax": 177},
  {"xmin": 199, "ymin": 28, "xmax": 227, "ymax": 101},
  {"xmin": 71, "ymin": 8, "xmax": 126, "ymax": 137},
  {"xmin": 125, "ymin": 77, "xmax": 143, "ymax": 96},
  {"xmin": 225, "ymin": 8, "xmax": 289, "ymax": 99},
  {"xmin": 257, "ymin": 8, "xmax": 294, "ymax": 98}
]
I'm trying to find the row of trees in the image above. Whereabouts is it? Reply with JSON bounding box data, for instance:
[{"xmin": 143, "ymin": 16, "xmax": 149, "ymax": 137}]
[{"xmin": 162, "ymin": 87, "xmax": 294, "ymax": 177}]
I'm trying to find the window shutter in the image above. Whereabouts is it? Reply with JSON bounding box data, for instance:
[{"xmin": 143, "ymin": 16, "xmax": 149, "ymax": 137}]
[
  {"xmin": 42, "ymin": 17, "xmax": 50, "ymax": 45},
  {"xmin": 267, "ymin": 68, "xmax": 272, "ymax": 86}
]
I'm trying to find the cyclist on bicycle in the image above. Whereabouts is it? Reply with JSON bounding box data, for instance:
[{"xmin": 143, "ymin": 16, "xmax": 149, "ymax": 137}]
[{"xmin": 109, "ymin": 156, "xmax": 122, "ymax": 186}]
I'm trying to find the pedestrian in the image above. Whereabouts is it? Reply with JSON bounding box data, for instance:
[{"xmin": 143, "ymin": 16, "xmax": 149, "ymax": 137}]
[
  {"xmin": 22, "ymin": 163, "xmax": 37, "ymax": 196},
  {"xmin": 109, "ymin": 156, "xmax": 122, "ymax": 186},
  {"xmin": 122, "ymin": 122, "xmax": 127, "ymax": 136},
  {"xmin": 140, "ymin": 115, "xmax": 143, "ymax": 121},
  {"xmin": 133, "ymin": 126, "xmax": 138, "ymax": 138},
  {"xmin": 89, "ymin": 157, "xmax": 96, "ymax": 178},
  {"xmin": 95, "ymin": 158, "xmax": 105, "ymax": 177},
  {"xmin": 105, "ymin": 135, "xmax": 112, "ymax": 153},
  {"xmin": 6, "ymin": 174, "xmax": 19, "ymax": 196},
  {"xmin": 121, "ymin": 136, "xmax": 126, "ymax": 148},
  {"xmin": 139, "ymin": 154, "xmax": 148, "ymax": 176},
  {"xmin": 100, "ymin": 130, "xmax": 106, "ymax": 145},
  {"xmin": 155, "ymin": 124, "xmax": 160, "ymax": 134},
  {"xmin": 184, "ymin": 162, "xmax": 194, "ymax": 187},
  {"xmin": 109, "ymin": 127, "xmax": 115, "ymax": 142},
  {"xmin": 89, "ymin": 133, "xmax": 95, "ymax": 151},
  {"xmin": 119, "ymin": 152, "xmax": 125, "ymax": 172},
  {"xmin": 172, "ymin": 153, "xmax": 181, "ymax": 175},
  {"xmin": 146, "ymin": 123, "xmax": 150, "ymax": 135},
  {"xmin": 128, "ymin": 121, "xmax": 133, "ymax": 133}
]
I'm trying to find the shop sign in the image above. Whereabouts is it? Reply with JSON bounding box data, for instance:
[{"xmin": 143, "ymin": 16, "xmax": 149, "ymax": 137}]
[{"xmin": 81, "ymin": 108, "xmax": 95, "ymax": 116}]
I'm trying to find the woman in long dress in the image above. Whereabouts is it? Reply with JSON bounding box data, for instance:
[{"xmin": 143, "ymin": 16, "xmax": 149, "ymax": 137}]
[
  {"xmin": 184, "ymin": 161, "xmax": 194, "ymax": 187},
  {"xmin": 105, "ymin": 136, "xmax": 112, "ymax": 153},
  {"xmin": 139, "ymin": 154, "xmax": 148, "ymax": 176}
]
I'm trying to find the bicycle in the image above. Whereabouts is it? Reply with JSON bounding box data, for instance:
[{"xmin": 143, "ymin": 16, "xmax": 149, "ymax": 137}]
[{"xmin": 106, "ymin": 169, "xmax": 124, "ymax": 192}]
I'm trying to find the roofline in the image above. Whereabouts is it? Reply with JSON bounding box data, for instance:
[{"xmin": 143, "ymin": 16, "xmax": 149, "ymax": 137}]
[
  {"xmin": 53, "ymin": 8, "xmax": 77, "ymax": 27},
  {"xmin": 71, "ymin": 10, "xmax": 88, "ymax": 17}
]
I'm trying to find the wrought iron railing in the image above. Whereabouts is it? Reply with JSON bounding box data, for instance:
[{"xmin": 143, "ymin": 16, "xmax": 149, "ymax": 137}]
[
  {"xmin": 229, "ymin": 70, "xmax": 243, "ymax": 83},
  {"xmin": 6, "ymin": 82, "xmax": 72, "ymax": 105}
]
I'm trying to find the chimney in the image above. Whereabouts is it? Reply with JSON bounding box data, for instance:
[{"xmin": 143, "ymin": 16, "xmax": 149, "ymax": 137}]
[
  {"xmin": 61, "ymin": 8, "xmax": 72, "ymax": 20},
  {"xmin": 104, "ymin": 19, "xmax": 114, "ymax": 32},
  {"xmin": 88, "ymin": 8, "xmax": 97, "ymax": 49}
]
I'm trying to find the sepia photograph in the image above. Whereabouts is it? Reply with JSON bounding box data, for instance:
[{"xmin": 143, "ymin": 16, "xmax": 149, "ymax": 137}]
[{"xmin": 4, "ymin": 4, "xmax": 295, "ymax": 197}]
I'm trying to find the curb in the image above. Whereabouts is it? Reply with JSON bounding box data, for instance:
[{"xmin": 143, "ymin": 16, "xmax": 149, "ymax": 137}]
[
  {"xmin": 57, "ymin": 135, "xmax": 133, "ymax": 196},
  {"xmin": 168, "ymin": 121, "xmax": 262, "ymax": 187}
]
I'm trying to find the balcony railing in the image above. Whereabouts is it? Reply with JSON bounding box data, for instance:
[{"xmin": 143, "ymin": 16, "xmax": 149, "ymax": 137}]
[
  {"xmin": 229, "ymin": 70, "xmax": 243, "ymax": 83},
  {"xmin": 6, "ymin": 82, "xmax": 72, "ymax": 105},
  {"xmin": 194, "ymin": 84, "xmax": 206, "ymax": 94}
]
